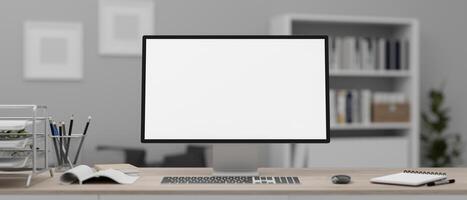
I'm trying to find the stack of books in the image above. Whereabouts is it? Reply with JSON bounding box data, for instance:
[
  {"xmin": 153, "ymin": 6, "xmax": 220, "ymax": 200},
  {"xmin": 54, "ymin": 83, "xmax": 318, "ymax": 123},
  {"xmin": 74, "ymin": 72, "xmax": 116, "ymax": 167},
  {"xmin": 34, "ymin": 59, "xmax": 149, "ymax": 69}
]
[
  {"xmin": 329, "ymin": 89, "xmax": 409, "ymax": 125},
  {"xmin": 329, "ymin": 36, "xmax": 409, "ymax": 71}
]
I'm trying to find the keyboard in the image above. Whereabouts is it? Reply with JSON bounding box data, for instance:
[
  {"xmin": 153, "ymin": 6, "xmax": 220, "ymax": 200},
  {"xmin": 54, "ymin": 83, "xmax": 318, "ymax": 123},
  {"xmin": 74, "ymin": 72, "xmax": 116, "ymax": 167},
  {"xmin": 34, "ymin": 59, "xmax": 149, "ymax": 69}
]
[{"xmin": 161, "ymin": 176, "xmax": 300, "ymax": 184}]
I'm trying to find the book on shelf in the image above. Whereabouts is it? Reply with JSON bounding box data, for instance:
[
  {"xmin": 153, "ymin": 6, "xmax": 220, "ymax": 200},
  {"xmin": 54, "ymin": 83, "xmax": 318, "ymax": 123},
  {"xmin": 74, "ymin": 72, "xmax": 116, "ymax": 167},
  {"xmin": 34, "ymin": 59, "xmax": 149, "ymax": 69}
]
[
  {"xmin": 394, "ymin": 40, "xmax": 401, "ymax": 70},
  {"xmin": 401, "ymin": 39, "xmax": 409, "ymax": 70},
  {"xmin": 361, "ymin": 89, "xmax": 372, "ymax": 124},
  {"xmin": 377, "ymin": 38, "xmax": 386, "ymax": 71},
  {"xmin": 329, "ymin": 89, "xmax": 336, "ymax": 125},
  {"xmin": 345, "ymin": 91, "xmax": 352, "ymax": 123},
  {"xmin": 341, "ymin": 36, "xmax": 359, "ymax": 70},
  {"xmin": 337, "ymin": 90, "xmax": 347, "ymax": 124},
  {"xmin": 330, "ymin": 89, "xmax": 409, "ymax": 126},
  {"xmin": 359, "ymin": 37, "xmax": 376, "ymax": 71},
  {"xmin": 328, "ymin": 36, "xmax": 409, "ymax": 72},
  {"xmin": 335, "ymin": 89, "xmax": 369, "ymax": 125},
  {"xmin": 385, "ymin": 39, "xmax": 391, "ymax": 70},
  {"xmin": 351, "ymin": 90, "xmax": 361, "ymax": 124},
  {"xmin": 329, "ymin": 37, "xmax": 341, "ymax": 70}
]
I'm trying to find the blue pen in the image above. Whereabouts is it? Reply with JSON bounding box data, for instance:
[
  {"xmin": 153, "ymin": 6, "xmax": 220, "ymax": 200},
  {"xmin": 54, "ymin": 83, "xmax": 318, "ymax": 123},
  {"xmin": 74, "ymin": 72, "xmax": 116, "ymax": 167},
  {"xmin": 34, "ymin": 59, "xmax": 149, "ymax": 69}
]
[
  {"xmin": 49, "ymin": 118, "xmax": 61, "ymax": 164},
  {"xmin": 53, "ymin": 122, "xmax": 64, "ymax": 165}
]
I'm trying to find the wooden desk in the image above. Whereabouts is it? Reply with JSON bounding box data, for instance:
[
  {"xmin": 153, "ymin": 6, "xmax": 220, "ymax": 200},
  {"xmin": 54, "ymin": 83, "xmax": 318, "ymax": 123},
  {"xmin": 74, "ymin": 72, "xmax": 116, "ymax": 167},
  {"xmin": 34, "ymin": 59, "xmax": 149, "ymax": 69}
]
[{"xmin": 0, "ymin": 168, "xmax": 466, "ymax": 200}]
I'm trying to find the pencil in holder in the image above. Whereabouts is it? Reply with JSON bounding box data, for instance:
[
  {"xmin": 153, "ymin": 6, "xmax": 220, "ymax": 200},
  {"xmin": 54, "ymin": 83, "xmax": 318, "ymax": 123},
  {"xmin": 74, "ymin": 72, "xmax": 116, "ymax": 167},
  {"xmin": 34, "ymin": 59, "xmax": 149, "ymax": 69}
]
[
  {"xmin": 48, "ymin": 116, "xmax": 91, "ymax": 172},
  {"xmin": 49, "ymin": 134, "xmax": 86, "ymax": 172}
]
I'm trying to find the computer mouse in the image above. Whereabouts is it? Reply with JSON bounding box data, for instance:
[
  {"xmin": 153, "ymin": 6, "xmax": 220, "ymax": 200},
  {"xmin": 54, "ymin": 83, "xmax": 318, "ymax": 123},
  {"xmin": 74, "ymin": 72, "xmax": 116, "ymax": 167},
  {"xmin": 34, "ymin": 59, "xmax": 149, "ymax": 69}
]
[{"xmin": 331, "ymin": 175, "xmax": 351, "ymax": 184}]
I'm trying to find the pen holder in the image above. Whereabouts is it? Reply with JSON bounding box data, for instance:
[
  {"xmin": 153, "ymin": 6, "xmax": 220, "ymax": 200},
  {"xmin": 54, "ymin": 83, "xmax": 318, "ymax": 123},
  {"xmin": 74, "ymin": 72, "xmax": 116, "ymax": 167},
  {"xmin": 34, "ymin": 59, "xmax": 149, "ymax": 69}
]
[{"xmin": 49, "ymin": 134, "xmax": 86, "ymax": 172}]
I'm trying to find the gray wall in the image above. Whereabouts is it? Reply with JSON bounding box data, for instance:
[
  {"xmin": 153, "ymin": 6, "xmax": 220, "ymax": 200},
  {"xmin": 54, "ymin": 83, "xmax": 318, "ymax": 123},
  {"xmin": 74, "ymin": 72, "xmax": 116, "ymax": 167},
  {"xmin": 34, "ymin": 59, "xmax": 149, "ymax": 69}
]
[{"xmin": 1, "ymin": 0, "xmax": 467, "ymax": 166}]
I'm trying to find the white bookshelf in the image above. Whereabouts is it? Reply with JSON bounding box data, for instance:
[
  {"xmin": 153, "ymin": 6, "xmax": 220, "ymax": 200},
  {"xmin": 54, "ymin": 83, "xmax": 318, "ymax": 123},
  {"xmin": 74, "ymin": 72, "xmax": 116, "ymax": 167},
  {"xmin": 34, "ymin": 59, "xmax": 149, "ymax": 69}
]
[
  {"xmin": 330, "ymin": 70, "xmax": 411, "ymax": 78},
  {"xmin": 269, "ymin": 14, "xmax": 419, "ymax": 168},
  {"xmin": 331, "ymin": 122, "xmax": 411, "ymax": 131}
]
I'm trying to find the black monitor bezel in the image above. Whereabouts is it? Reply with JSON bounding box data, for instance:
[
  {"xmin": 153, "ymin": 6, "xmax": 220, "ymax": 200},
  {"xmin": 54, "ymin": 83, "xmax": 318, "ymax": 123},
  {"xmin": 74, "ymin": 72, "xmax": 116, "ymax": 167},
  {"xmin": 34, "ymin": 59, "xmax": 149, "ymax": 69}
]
[{"xmin": 141, "ymin": 35, "xmax": 330, "ymax": 143}]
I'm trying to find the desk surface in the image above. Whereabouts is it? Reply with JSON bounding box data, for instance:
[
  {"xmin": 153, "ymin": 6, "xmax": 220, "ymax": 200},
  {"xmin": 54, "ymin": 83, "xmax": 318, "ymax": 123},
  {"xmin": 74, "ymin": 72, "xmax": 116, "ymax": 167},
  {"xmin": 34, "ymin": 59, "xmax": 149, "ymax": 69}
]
[{"xmin": 0, "ymin": 168, "xmax": 466, "ymax": 195}]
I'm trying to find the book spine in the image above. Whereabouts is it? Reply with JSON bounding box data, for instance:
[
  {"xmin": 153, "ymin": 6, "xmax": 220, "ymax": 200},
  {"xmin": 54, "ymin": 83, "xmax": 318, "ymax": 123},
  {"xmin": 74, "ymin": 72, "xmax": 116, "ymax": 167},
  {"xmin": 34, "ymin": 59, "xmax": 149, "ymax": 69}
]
[
  {"xmin": 337, "ymin": 90, "xmax": 347, "ymax": 124},
  {"xmin": 334, "ymin": 37, "xmax": 341, "ymax": 70},
  {"xmin": 377, "ymin": 38, "xmax": 385, "ymax": 71},
  {"xmin": 345, "ymin": 91, "xmax": 352, "ymax": 123},
  {"xmin": 395, "ymin": 40, "xmax": 401, "ymax": 70},
  {"xmin": 355, "ymin": 37, "xmax": 361, "ymax": 70},
  {"xmin": 331, "ymin": 36, "xmax": 408, "ymax": 72},
  {"xmin": 361, "ymin": 89, "xmax": 372, "ymax": 125},
  {"xmin": 352, "ymin": 37, "xmax": 360, "ymax": 70},
  {"xmin": 369, "ymin": 38, "xmax": 377, "ymax": 71},
  {"xmin": 352, "ymin": 90, "xmax": 360, "ymax": 123},
  {"xmin": 329, "ymin": 36, "xmax": 335, "ymax": 71},
  {"xmin": 329, "ymin": 89, "xmax": 336, "ymax": 125},
  {"xmin": 385, "ymin": 39, "xmax": 391, "ymax": 70},
  {"xmin": 340, "ymin": 37, "xmax": 351, "ymax": 70},
  {"xmin": 402, "ymin": 39, "xmax": 409, "ymax": 70},
  {"xmin": 360, "ymin": 38, "xmax": 371, "ymax": 71}
]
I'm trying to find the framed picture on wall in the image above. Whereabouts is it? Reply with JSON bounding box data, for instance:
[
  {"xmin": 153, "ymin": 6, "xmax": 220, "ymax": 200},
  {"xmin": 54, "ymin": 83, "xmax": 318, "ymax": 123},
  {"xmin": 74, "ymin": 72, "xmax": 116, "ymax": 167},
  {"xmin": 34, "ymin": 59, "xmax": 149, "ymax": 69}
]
[
  {"xmin": 23, "ymin": 21, "xmax": 83, "ymax": 81},
  {"xmin": 98, "ymin": 0, "xmax": 155, "ymax": 56}
]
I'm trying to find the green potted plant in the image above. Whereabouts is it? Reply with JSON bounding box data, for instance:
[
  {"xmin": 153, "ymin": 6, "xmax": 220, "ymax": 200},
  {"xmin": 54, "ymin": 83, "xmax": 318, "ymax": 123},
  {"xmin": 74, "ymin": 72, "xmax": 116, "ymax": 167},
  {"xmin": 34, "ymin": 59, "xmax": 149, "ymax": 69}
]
[{"xmin": 421, "ymin": 87, "xmax": 462, "ymax": 167}]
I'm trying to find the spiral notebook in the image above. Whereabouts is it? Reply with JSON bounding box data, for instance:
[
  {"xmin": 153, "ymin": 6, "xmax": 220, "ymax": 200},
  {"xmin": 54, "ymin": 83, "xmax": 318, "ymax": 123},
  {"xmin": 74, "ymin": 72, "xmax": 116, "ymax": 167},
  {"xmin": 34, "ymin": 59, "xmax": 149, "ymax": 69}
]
[{"xmin": 370, "ymin": 170, "xmax": 448, "ymax": 186}]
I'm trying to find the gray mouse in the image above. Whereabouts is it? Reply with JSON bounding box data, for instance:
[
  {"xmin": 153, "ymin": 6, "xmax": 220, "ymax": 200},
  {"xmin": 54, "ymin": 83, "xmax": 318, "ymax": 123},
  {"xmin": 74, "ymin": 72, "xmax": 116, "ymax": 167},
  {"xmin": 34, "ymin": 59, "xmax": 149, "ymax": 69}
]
[{"xmin": 331, "ymin": 175, "xmax": 351, "ymax": 184}]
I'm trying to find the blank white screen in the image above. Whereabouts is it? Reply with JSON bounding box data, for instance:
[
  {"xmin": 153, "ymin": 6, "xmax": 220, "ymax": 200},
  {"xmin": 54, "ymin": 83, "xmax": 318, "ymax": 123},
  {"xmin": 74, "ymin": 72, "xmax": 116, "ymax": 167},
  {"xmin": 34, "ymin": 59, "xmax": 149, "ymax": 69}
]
[{"xmin": 144, "ymin": 38, "xmax": 327, "ymax": 140}]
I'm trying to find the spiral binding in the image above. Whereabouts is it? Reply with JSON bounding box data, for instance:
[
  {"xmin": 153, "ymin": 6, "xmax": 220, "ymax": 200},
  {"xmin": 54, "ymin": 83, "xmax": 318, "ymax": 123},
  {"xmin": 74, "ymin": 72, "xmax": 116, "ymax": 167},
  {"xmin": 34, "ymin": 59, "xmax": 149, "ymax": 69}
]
[{"xmin": 403, "ymin": 170, "xmax": 447, "ymax": 176}]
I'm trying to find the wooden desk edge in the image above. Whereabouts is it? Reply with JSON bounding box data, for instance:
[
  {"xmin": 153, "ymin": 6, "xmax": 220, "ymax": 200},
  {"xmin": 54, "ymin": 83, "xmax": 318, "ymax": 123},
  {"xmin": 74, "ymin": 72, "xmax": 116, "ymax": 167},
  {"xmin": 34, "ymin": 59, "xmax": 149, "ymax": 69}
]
[
  {"xmin": 1, "ymin": 190, "xmax": 467, "ymax": 195},
  {"xmin": 0, "ymin": 168, "xmax": 465, "ymax": 195}
]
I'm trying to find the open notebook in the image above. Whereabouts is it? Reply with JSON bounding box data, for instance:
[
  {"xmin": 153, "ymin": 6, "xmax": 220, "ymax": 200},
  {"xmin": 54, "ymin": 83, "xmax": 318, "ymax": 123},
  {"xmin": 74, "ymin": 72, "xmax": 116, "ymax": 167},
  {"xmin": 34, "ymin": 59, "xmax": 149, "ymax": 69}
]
[
  {"xmin": 60, "ymin": 165, "xmax": 139, "ymax": 185},
  {"xmin": 371, "ymin": 170, "xmax": 447, "ymax": 186}
]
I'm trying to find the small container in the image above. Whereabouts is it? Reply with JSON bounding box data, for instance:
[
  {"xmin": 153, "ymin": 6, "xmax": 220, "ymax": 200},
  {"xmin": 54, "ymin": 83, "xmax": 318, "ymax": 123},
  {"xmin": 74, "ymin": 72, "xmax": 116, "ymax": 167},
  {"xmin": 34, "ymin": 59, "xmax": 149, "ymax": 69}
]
[
  {"xmin": 49, "ymin": 134, "xmax": 86, "ymax": 172},
  {"xmin": 372, "ymin": 102, "xmax": 410, "ymax": 122}
]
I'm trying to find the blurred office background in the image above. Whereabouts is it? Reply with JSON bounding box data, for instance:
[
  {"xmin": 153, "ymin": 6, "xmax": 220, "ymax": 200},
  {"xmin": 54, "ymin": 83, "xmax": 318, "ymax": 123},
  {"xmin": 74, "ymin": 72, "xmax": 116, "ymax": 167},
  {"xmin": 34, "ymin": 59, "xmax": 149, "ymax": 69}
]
[{"xmin": 0, "ymin": 0, "xmax": 466, "ymax": 168}]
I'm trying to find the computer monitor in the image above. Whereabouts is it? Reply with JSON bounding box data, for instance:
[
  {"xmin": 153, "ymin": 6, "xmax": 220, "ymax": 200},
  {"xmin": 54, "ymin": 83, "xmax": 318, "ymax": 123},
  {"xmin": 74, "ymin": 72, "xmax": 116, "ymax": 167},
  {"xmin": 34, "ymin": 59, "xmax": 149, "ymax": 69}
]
[{"xmin": 142, "ymin": 35, "xmax": 329, "ymax": 175}]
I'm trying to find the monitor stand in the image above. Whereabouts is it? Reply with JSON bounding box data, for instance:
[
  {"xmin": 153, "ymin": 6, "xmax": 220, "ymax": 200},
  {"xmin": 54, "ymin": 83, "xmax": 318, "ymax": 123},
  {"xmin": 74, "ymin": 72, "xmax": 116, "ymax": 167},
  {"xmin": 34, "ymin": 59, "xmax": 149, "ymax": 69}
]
[{"xmin": 212, "ymin": 144, "xmax": 259, "ymax": 176}]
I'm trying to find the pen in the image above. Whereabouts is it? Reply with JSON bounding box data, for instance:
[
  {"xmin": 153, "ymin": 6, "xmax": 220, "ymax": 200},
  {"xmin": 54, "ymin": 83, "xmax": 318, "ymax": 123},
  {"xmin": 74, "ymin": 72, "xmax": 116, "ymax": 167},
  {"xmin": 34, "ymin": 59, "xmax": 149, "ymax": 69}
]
[
  {"xmin": 427, "ymin": 179, "xmax": 455, "ymax": 186},
  {"xmin": 62, "ymin": 122, "xmax": 73, "ymax": 167},
  {"xmin": 67, "ymin": 115, "xmax": 74, "ymax": 145},
  {"xmin": 60, "ymin": 122, "xmax": 73, "ymax": 167},
  {"xmin": 73, "ymin": 116, "xmax": 91, "ymax": 164},
  {"xmin": 48, "ymin": 117, "xmax": 60, "ymax": 165},
  {"xmin": 68, "ymin": 115, "xmax": 74, "ymax": 136},
  {"xmin": 53, "ymin": 121, "xmax": 63, "ymax": 166},
  {"xmin": 61, "ymin": 121, "xmax": 67, "ymax": 138},
  {"xmin": 64, "ymin": 115, "xmax": 74, "ymax": 166},
  {"xmin": 59, "ymin": 122, "xmax": 66, "ymax": 165}
]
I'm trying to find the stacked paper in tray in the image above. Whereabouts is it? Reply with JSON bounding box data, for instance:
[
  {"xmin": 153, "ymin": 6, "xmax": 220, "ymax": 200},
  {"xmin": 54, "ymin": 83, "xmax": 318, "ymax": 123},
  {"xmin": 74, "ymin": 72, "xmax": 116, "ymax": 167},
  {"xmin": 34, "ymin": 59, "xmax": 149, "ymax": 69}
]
[
  {"xmin": 0, "ymin": 157, "xmax": 31, "ymax": 168},
  {"xmin": 0, "ymin": 120, "xmax": 33, "ymax": 168},
  {"xmin": 0, "ymin": 137, "xmax": 33, "ymax": 150},
  {"xmin": 0, "ymin": 120, "xmax": 30, "ymax": 132}
]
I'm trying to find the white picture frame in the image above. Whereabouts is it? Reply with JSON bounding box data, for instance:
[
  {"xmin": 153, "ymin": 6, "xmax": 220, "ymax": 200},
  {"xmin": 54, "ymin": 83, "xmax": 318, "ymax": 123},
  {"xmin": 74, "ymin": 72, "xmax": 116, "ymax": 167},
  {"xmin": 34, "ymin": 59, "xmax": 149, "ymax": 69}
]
[
  {"xmin": 23, "ymin": 21, "xmax": 83, "ymax": 81},
  {"xmin": 99, "ymin": 0, "xmax": 155, "ymax": 56}
]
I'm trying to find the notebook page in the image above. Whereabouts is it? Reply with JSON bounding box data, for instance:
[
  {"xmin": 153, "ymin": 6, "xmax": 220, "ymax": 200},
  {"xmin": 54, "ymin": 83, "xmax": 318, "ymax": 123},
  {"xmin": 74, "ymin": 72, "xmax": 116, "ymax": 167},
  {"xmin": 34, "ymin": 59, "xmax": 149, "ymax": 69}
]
[
  {"xmin": 95, "ymin": 169, "xmax": 139, "ymax": 184},
  {"xmin": 371, "ymin": 172, "xmax": 447, "ymax": 186},
  {"xmin": 60, "ymin": 165, "xmax": 96, "ymax": 184}
]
